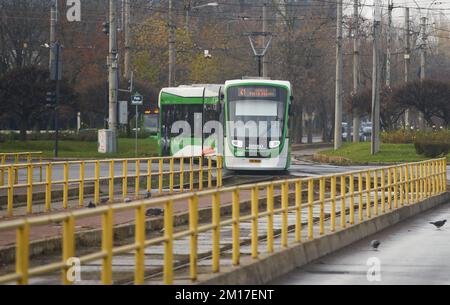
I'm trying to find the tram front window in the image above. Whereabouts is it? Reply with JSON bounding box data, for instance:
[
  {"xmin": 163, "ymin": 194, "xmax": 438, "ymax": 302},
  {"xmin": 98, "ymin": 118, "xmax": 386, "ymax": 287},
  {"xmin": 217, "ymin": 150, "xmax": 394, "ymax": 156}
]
[{"xmin": 227, "ymin": 86, "xmax": 287, "ymax": 150}]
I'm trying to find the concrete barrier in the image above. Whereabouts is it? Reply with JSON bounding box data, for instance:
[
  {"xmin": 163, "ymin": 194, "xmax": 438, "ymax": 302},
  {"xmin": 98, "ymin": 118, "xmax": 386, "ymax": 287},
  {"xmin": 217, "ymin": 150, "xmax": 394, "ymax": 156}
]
[{"xmin": 197, "ymin": 192, "xmax": 450, "ymax": 285}]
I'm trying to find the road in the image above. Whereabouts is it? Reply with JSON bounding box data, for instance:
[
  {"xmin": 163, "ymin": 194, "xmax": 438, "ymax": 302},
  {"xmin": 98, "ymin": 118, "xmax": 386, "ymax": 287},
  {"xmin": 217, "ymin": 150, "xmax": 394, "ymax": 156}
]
[{"xmin": 271, "ymin": 200, "xmax": 450, "ymax": 285}]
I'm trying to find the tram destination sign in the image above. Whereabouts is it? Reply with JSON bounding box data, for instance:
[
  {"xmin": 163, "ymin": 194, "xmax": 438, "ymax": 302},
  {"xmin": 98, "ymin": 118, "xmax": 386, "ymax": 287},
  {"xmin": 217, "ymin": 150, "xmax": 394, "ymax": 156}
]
[{"xmin": 238, "ymin": 86, "xmax": 277, "ymax": 98}]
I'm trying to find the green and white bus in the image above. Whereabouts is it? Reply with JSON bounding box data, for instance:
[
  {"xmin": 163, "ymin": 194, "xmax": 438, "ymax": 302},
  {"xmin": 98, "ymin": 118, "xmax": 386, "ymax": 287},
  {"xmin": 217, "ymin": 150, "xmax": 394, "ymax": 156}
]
[
  {"xmin": 158, "ymin": 85, "xmax": 223, "ymax": 157},
  {"xmin": 223, "ymin": 79, "xmax": 292, "ymax": 171}
]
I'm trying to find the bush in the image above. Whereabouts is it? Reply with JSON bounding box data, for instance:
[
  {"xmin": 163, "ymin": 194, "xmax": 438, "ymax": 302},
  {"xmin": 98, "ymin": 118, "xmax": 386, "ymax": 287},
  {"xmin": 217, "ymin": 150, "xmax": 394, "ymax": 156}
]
[
  {"xmin": 382, "ymin": 130, "xmax": 417, "ymax": 144},
  {"xmin": 414, "ymin": 131, "xmax": 450, "ymax": 158}
]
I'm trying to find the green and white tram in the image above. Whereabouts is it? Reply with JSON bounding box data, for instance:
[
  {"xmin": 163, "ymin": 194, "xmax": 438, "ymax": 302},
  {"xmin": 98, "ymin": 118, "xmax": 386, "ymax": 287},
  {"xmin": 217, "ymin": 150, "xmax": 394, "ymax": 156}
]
[
  {"xmin": 158, "ymin": 85, "xmax": 223, "ymax": 157},
  {"xmin": 223, "ymin": 79, "xmax": 292, "ymax": 171}
]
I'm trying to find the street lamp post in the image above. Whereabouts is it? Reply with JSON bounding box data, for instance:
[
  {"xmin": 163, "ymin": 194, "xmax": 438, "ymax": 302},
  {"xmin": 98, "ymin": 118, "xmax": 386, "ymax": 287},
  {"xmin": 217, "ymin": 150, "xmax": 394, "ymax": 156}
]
[{"xmin": 185, "ymin": 2, "xmax": 219, "ymax": 33}]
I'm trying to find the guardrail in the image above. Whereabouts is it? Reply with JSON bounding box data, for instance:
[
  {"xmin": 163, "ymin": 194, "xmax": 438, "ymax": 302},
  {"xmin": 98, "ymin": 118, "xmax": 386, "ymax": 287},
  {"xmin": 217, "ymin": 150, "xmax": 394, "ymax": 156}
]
[
  {"xmin": 0, "ymin": 158, "xmax": 445, "ymax": 285},
  {"xmin": 0, "ymin": 156, "xmax": 222, "ymax": 217},
  {"xmin": 0, "ymin": 152, "xmax": 43, "ymax": 186}
]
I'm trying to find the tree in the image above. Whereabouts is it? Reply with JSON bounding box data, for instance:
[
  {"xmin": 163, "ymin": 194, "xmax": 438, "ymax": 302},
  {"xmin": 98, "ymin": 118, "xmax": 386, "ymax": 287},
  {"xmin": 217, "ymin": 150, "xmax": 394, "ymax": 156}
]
[
  {"xmin": 392, "ymin": 80, "xmax": 450, "ymax": 128},
  {"xmin": 0, "ymin": 66, "xmax": 76, "ymax": 140}
]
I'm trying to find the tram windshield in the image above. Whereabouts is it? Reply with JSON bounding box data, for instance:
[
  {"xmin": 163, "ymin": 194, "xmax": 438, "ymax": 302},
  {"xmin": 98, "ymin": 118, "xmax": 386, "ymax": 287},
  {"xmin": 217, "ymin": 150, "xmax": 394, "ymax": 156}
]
[{"xmin": 227, "ymin": 85, "xmax": 287, "ymax": 148}]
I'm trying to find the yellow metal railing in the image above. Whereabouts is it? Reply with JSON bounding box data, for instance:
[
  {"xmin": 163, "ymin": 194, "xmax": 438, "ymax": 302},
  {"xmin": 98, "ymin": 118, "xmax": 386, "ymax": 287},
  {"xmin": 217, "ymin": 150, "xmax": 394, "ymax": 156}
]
[
  {"xmin": 0, "ymin": 156, "xmax": 223, "ymax": 217},
  {"xmin": 0, "ymin": 152, "xmax": 43, "ymax": 186},
  {"xmin": 0, "ymin": 158, "xmax": 445, "ymax": 285}
]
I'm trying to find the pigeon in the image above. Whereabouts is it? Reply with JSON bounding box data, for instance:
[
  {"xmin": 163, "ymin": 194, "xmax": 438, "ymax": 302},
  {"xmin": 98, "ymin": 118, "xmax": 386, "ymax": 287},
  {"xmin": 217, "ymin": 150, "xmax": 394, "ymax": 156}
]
[
  {"xmin": 145, "ymin": 192, "xmax": 152, "ymax": 199},
  {"xmin": 146, "ymin": 208, "xmax": 164, "ymax": 217},
  {"xmin": 88, "ymin": 201, "xmax": 96, "ymax": 209},
  {"xmin": 100, "ymin": 198, "xmax": 109, "ymax": 204},
  {"xmin": 124, "ymin": 198, "xmax": 132, "ymax": 203},
  {"xmin": 370, "ymin": 240, "xmax": 381, "ymax": 250},
  {"xmin": 430, "ymin": 220, "xmax": 447, "ymax": 229}
]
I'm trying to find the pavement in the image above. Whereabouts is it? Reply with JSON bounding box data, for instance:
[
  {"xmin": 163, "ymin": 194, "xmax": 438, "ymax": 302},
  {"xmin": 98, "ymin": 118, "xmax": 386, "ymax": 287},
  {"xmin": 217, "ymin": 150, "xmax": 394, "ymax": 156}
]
[{"xmin": 271, "ymin": 200, "xmax": 450, "ymax": 285}]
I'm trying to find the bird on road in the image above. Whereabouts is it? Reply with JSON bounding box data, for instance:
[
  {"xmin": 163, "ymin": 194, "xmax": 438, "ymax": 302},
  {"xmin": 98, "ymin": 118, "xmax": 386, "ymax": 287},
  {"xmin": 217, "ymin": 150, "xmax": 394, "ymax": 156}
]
[
  {"xmin": 88, "ymin": 201, "xmax": 96, "ymax": 209},
  {"xmin": 370, "ymin": 240, "xmax": 381, "ymax": 250},
  {"xmin": 146, "ymin": 208, "xmax": 164, "ymax": 217},
  {"xmin": 430, "ymin": 220, "xmax": 447, "ymax": 229}
]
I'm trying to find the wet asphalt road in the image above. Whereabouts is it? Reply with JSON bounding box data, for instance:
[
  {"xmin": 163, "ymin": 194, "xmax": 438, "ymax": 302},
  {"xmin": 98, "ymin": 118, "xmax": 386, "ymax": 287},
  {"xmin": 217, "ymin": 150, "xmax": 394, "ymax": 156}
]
[{"xmin": 271, "ymin": 201, "xmax": 450, "ymax": 285}]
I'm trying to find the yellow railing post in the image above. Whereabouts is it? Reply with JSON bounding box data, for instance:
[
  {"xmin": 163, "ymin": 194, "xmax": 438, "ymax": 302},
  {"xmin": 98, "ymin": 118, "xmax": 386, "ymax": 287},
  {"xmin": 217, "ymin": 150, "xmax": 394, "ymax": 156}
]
[
  {"xmin": 135, "ymin": 205, "xmax": 146, "ymax": 285},
  {"xmin": 295, "ymin": 181, "xmax": 302, "ymax": 242},
  {"xmin": 135, "ymin": 160, "xmax": 141, "ymax": 198},
  {"xmin": 308, "ymin": 179, "xmax": 314, "ymax": 240},
  {"xmin": 79, "ymin": 162, "xmax": 85, "ymax": 207},
  {"xmin": 109, "ymin": 160, "xmax": 114, "ymax": 203},
  {"xmin": 319, "ymin": 178, "xmax": 325, "ymax": 235},
  {"xmin": 0, "ymin": 155, "xmax": 5, "ymax": 186},
  {"xmin": 45, "ymin": 163, "xmax": 52, "ymax": 212},
  {"xmin": 62, "ymin": 215, "xmax": 75, "ymax": 285},
  {"xmin": 189, "ymin": 157, "xmax": 194, "ymax": 191},
  {"xmin": 63, "ymin": 163, "xmax": 69, "ymax": 209},
  {"xmin": 159, "ymin": 159, "xmax": 164, "ymax": 194},
  {"xmin": 217, "ymin": 156, "xmax": 223, "ymax": 187},
  {"xmin": 232, "ymin": 189, "xmax": 240, "ymax": 265},
  {"xmin": 94, "ymin": 161, "xmax": 100, "ymax": 205},
  {"xmin": 189, "ymin": 195, "xmax": 199, "ymax": 280},
  {"xmin": 198, "ymin": 157, "xmax": 203, "ymax": 191},
  {"xmin": 39, "ymin": 155, "xmax": 43, "ymax": 182},
  {"xmin": 7, "ymin": 166, "xmax": 13, "ymax": 217},
  {"xmin": 365, "ymin": 171, "xmax": 371, "ymax": 218},
  {"xmin": 341, "ymin": 175, "xmax": 346, "ymax": 228},
  {"xmin": 420, "ymin": 162, "xmax": 425, "ymax": 200},
  {"xmin": 26, "ymin": 164, "xmax": 33, "ymax": 214},
  {"xmin": 349, "ymin": 174, "xmax": 355, "ymax": 224},
  {"xmin": 14, "ymin": 154, "xmax": 18, "ymax": 184},
  {"xmin": 444, "ymin": 158, "xmax": 447, "ymax": 192},
  {"xmin": 331, "ymin": 176, "xmax": 336, "ymax": 232},
  {"xmin": 415, "ymin": 163, "xmax": 420, "ymax": 203},
  {"xmin": 180, "ymin": 158, "xmax": 184, "ymax": 192},
  {"xmin": 147, "ymin": 160, "xmax": 152, "ymax": 194},
  {"xmin": 212, "ymin": 192, "xmax": 221, "ymax": 272},
  {"xmin": 373, "ymin": 170, "xmax": 379, "ymax": 216},
  {"xmin": 123, "ymin": 160, "xmax": 128, "ymax": 200},
  {"xmin": 267, "ymin": 184, "xmax": 275, "ymax": 252},
  {"xmin": 16, "ymin": 223, "xmax": 30, "ymax": 285},
  {"xmin": 169, "ymin": 158, "xmax": 174, "ymax": 193},
  {"xmin": 251, "ymin": 186, "xmax": 259, "ymax": 258},
  {"xmin": 101, "ymin": 208, "xmax": 113, "ymax": 285},
  {"xmin": 358, "ymin": 172, "xmax": 363, "ymax": 222},
  {"xmin": 393, "ymin": 167, "xmax": 399, "ymax": 208},
  {"xmin": 207, "ymin": 157, "xmax": 212, "ymax": 188},
  {"xmin": 405, "ymin": 165, "xmax": 410, "ymax": 204},
  {"xmin": 282, "ymin": 182, "xmax": 289, "ymax": 245},
  {"xmin": 163, "ymin": 200, "xmax": 174, "ymax": 285},
  {"xmin": 388, "ymin": 167, "xmax": 393, "ymax": 209},
  {"xmin": 381, "ymin": 169, "xmax": 386, "ymax": 214},
  {"xmin": 398, "ymin": 165, "xmax": 404, "ymax": 205}
]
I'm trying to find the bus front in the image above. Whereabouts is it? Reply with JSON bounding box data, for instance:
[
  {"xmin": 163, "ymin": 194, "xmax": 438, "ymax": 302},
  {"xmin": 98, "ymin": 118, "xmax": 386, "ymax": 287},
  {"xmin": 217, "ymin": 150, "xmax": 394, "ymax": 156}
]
[{"xmin": 224, "ymin": 80, "xmax": 292, "ymax": 171}]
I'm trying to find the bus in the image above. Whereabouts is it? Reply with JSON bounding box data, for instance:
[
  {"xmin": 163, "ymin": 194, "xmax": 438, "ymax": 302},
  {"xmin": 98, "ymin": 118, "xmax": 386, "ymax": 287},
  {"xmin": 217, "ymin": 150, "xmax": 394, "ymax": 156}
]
[
  {"xmin": 158, "ymin": 85, "xmax": 223, "ymax": 157},
  {"xmin": 223, "ymin": 78, "xmax": 292, "ymax": 171}
]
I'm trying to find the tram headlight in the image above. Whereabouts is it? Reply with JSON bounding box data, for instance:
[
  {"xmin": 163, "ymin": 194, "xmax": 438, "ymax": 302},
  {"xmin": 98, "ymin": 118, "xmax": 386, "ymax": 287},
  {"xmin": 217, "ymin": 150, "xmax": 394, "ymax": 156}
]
[
  {"xmin": 269, "ymin": 140, "xmax": 281, "ymax": 149},
  {"xmin": 231, "ymin": 140, "xmax": 244, "ymax": 148}
]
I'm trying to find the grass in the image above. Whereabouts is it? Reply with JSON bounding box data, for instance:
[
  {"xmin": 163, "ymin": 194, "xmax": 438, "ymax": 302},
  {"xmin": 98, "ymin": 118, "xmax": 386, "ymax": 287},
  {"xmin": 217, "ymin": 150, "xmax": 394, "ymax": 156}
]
[
  {"xmin": 322, "ymin": 142, "xmax": 449, "ymax": 164},
  {"xmin": 0, "ymin": 138, "xmax": 159, "ymax": 159}
]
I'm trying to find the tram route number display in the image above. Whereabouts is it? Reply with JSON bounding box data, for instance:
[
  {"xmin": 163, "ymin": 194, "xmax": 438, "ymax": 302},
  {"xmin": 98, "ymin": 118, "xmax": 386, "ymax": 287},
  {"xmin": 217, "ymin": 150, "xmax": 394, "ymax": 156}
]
[{"xmin": 238, "ymin": 87, "xmax": 277, "ymax": 98}]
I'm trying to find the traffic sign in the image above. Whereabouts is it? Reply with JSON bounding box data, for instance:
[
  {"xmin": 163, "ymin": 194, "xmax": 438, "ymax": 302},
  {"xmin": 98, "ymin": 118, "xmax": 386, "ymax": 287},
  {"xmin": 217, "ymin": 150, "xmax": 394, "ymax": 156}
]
[{"xmin": 131, "ymin": 92, "xmax": 143, "ymax": 106}]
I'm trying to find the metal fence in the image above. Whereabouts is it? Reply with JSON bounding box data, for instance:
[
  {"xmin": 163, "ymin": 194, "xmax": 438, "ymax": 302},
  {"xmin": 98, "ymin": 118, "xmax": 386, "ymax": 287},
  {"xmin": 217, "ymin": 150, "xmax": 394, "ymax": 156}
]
[
  {"xmin": 0, "ymin": 158, "xmax": 446, "ymax": 285},
  {"xmin": 0, "ymin": 156, "xmax": 223, "ymax": 217},
  {"xmin": 0, "ymin": 152, "xmax": 43, "ymax": 186}
]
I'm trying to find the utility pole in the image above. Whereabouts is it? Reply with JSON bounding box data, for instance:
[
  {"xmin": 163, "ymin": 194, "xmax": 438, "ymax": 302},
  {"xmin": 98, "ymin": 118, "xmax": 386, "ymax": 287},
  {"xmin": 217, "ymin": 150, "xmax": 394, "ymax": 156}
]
[
  {"xmin": 371, "ymin": 0, "xmax": 382, "ymax": 155},
  {"xmin": 404, "ymin": 7, "xmax": 411, "ymax": 127},
  {"xmin": 109, "ymin": 0, "xmax": 119, "ymax": 152},
  {"xmin": 168, "ymin": 0, "xmax": 176, "ymax": 86},
  {"xmin": 49, "ymin": 0, "xmax": 57, "ymax": 69},
  {"xmin": 352, "ymin": 0, "xmax": 360, "ymax": 143},
  {"xmin": 420, "ymin": 17, "xmax": 427, "ymax": 81},
  {"xmin": 386, "ymin": 0, "xmax": 393, "ymax": 87},
  {"xmin": 334, "ymin": 0, "xmax": 343, "ymax": 150},
  {"xmin": 123, "ymin": 0, "xmax": 131, "ymax": 80},
  {"xmin": 262, "ymin": 2, "xmax": 269, "ymax": 77}
]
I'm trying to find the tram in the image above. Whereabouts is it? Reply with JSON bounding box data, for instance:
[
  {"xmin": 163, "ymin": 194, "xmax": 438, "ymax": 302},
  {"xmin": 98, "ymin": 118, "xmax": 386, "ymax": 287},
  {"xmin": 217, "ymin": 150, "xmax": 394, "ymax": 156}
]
[
  {"xmin": 158, "ymin": 84, "xmax": 223, "ymax": 157},
  {"xmin": 223, "ymin": 78, "xmax": 292, "ymax": 171}
]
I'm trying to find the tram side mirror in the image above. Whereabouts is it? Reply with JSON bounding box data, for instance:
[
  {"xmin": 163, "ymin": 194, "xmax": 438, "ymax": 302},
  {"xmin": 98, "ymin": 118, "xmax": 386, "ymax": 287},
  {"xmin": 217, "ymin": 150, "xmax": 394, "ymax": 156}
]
[
  {"xmin": 290, "ymin": 96, "xmax": 294, "ymax": 102},
  {"xmin": 220, "ymin": 93, "xmax": 225, "ymax": 102}
]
